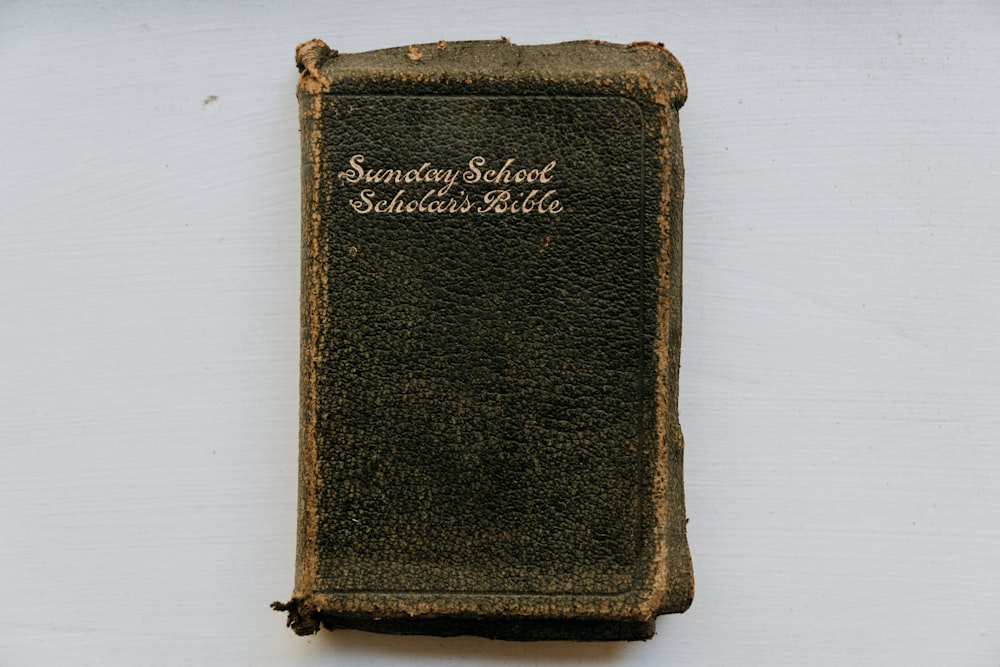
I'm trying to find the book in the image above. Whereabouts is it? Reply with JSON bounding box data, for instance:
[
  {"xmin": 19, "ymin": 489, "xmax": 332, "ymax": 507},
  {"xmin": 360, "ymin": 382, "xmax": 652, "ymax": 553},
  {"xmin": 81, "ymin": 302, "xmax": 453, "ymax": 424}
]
[{"xmin": 273, "ymin": 38, "xmax": 693, "ymax": 641}]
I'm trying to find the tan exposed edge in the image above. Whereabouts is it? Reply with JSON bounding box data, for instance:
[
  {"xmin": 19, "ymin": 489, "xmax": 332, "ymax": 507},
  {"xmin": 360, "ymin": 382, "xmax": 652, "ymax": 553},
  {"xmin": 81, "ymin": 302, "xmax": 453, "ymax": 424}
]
[
  {"xmin": 273, "ymin": 60, "xmax": 329, "ymax": 633},
  {"xmin": 298, "ymin": 90, "xmax": 327, "ymax": 630},
  {"xmin": 295, "ymin": 39, "xmax": 335, "ymax": 95},
  {"xmin": 652, "ymin": 78, "xmax": 694, "ymax": 616},
  {"xmin": 629, "ymin": 41, "xmax": 688, "ymax": 110},
  {"xmin": 636, "ymin": 79, "xmax": 674, "ymax": 621}
]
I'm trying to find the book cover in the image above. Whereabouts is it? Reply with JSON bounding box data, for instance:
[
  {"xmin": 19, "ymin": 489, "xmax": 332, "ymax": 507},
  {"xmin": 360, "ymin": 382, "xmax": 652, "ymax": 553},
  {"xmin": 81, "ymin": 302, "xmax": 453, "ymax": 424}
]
[{"xmin": 274, "ymin": 38, "xmax": 693, "ymax": 641}]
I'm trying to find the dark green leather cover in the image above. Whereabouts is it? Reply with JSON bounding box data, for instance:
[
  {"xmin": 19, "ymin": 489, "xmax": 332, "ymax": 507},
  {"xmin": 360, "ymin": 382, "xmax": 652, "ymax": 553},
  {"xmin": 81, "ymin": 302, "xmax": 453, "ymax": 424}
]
[{"xmin": 275, "ymin": 38, "xmax": 692, "ymax": 641}]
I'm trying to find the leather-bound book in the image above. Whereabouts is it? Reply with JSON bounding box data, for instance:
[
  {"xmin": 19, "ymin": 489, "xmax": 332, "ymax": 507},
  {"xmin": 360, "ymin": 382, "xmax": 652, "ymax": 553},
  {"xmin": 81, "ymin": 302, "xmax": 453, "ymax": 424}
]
[{"xmin": 274, "ymin": 38, "xmax": 693, "ymax": 641}]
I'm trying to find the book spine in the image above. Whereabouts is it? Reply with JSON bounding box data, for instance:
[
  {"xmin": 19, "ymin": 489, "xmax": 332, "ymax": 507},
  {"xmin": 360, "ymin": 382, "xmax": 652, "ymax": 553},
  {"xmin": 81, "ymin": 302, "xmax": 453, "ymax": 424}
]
[
  {"xmin": 653, "ymin": 97, "xmax": 694, "ymax": 614},
  {"xmin": 293, "ymin": 87, "xmax": 324, "ymax": 620}
]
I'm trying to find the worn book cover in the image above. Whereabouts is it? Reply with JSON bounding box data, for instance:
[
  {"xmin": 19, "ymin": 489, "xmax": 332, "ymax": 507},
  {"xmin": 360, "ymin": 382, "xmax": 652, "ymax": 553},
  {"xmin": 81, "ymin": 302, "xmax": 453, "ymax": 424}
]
[{"xmin": 274, "ymin": 38, "xmax": 693, "ymax": 641}]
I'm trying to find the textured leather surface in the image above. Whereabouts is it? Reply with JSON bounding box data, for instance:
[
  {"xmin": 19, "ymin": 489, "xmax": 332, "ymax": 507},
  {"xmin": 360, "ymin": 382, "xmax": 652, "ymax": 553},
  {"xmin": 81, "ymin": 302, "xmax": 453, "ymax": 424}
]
[{"xmin": 280, "ymin": 39, "xmax": 692, "ymax": 641}]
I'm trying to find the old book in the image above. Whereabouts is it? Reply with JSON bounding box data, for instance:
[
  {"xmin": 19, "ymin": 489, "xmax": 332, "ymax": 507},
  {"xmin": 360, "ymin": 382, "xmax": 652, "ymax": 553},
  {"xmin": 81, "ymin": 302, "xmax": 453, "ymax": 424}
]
[{"xmin": 274, "ymin": 38, "xmax": 692, "ymax": 641}]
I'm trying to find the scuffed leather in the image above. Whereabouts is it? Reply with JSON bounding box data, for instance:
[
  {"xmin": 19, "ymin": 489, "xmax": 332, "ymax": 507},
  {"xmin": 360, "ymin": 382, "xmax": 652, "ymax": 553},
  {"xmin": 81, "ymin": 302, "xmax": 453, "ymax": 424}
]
[{"xmin": 285, "ymin": 39, "xmax": 692, "ymax": 641}]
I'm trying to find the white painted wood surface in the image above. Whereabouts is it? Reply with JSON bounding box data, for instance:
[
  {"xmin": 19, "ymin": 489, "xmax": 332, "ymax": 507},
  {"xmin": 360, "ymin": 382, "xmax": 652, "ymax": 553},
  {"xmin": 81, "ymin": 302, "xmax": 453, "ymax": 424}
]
[{"xmin": 2, "ymin": 2, "xmax": 998, "ymax": 664}]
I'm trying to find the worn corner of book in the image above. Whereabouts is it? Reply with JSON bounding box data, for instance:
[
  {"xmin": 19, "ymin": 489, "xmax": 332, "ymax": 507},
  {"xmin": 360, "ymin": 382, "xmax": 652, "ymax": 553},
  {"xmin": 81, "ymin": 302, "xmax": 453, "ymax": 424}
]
[
  {"xmin": 658, "ymin": 541, "xmax": 696, "ymax": 616},
  {"xmin": 271, "ymin": 595, "xmax": 323, "ymax": 636},
  {"xmin": 626, "ymin": 41, "xmax": 688, "ymax": 110},
  {"xmin": 295, "ymin": 38, "xmax": 337, "ymax": 95}
]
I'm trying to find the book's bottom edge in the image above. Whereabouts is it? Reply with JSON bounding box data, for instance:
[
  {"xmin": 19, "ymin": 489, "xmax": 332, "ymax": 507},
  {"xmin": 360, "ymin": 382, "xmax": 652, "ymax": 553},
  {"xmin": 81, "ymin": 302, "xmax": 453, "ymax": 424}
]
[{"xmin": 271, "ymin": 598, "xmax": 683, "ymax": 641}]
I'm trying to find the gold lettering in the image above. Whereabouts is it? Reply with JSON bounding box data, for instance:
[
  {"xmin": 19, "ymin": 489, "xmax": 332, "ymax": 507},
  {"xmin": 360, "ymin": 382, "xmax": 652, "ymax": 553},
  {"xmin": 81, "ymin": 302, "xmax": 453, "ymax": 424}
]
[
  {"xmin": 464, "ymin": 156, "xmax": 486, "ymax": 183},
  {"xmin": 338, "ymin": 154, "xmax": 366, "ymax": 183},
  {"xmin": 349, "ymin": 188, "xmax": 374, "ymax": 214},
  {"xmin": 342, "ymin": 155, "xmax": 561, "ymax": 215}
]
